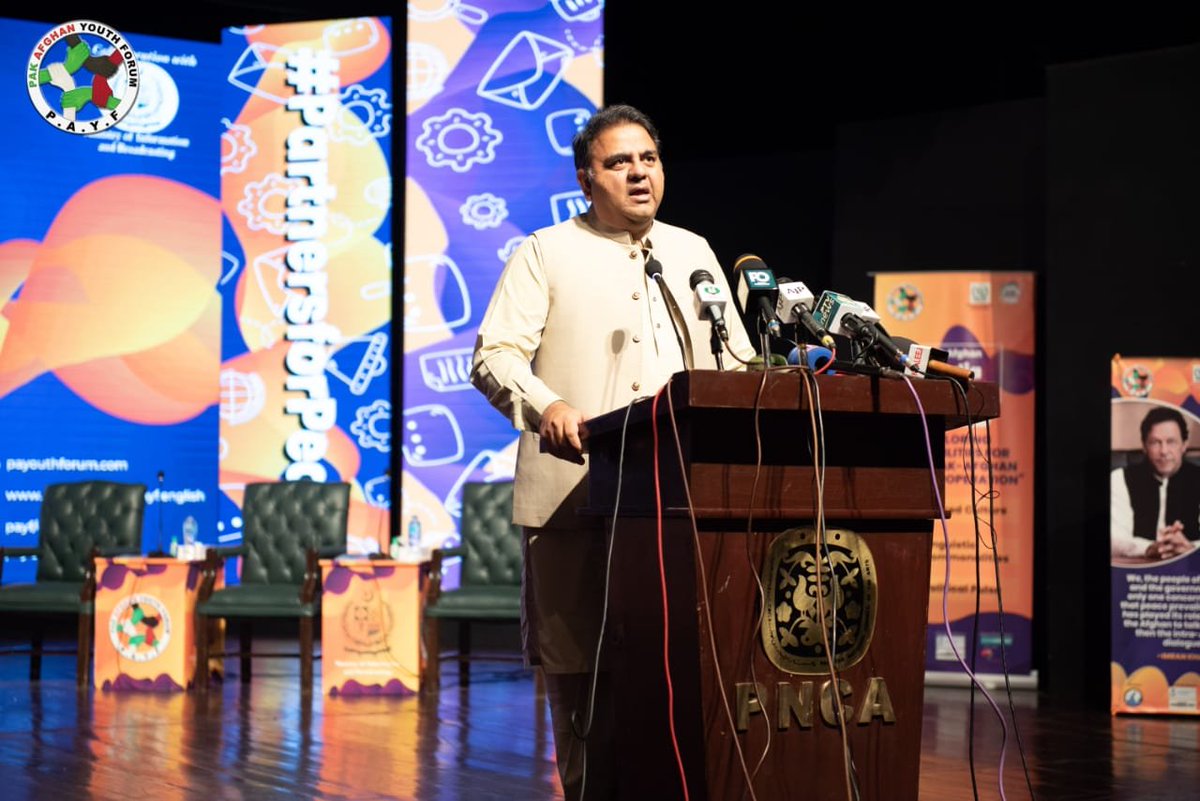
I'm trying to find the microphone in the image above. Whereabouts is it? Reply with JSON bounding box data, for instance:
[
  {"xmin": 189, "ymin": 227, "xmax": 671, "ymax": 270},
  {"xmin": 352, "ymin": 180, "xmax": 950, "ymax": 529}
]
[
  {"xmin": 775, "ymin": 277, "xmax": 835, "ymax": 348},
  {"xmin": 689, "ymin": 269, "xmax": 730, "ymax": 341},
  {"xmin": 732, "ymin": 254, "xmax": 782, "ymax": 337},
  {"xmin": 812, "ymin": 291, "xmax": 907, "ymax": 369},
  {"xmin": 644, "ymin": 257, "xmax": 692, "ymax": 369},
  {"xmin": 150, "ymin": 470, "xmax": 166, "ymax": 557},
  {"xmin": 892, "ymin": 337, "xmax": 975, "ymax": 383}
]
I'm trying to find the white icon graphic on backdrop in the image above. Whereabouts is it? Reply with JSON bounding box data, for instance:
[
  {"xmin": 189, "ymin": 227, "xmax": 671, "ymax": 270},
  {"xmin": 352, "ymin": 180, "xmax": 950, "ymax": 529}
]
[
  {"xmin": 227, "ymin": 41, "xmax": 288, "ymax": 104},
  {"xmin": 477, "ymin": 32, "xmax": 574, "ymax": 112},
  {"xmin": 328, "ymin": 332, "xmax": 389, "ymax": 395},
  {"xmin": 364, "ymin": 473, "xmax": 391, "ymax": 508},
  {"xmin": 407, "ymin": 42, "xmax": 449, "ymax": 103},
  {"xmin": 238, "ymin": 174, "xmax": 299, "ymax": 235},
  {"xmin": 221, "ymin": 118, "xmax": 257, "ymax": 175},
  {"xmin": 251, "ymin": 245, "xmax": 293, "ymax": 320},
  {"xmin": 407, "ymin": 0, "xmax": 489, "ymax": 24},
  {"xmin": 551, "ymin": 190, "xmax": 589, "ymax": 223},
  {"xmin": 460, "ymin": 193, "xmax": 509, "ymax": 230},
  {"xmin": 219, "ymin": 251, "xmax": 241, "ymax": 287},
  {"xmin": 416, "ymin": 108, "xmax": 503, "ymax": 173},
  {"xmin": 115, "ymin": 62, "xmax": 179, "ymax": 134},
  {"xmin": 352, "ymin": 399, "xmax": 392, "ymax": 453},
  {"xmin": 404, "ymin": 254, "xmax": 472, "ymax": 332},
  {"xmin": 322, "ymin": 18, "xmax": 383, "ymax": 57},
  {"xmin": 552, "ymin": 0, "xmax": 604, "ymax": 22},
  {"xmin": 497, "ymin": 235, "xmax": 526, "ymax": 263},
  {"xmin": 364, "ymin": 176, "xmax": 391, "ymax": 212},
  {"xmin": 418, "ymin": 347, "xmax": 473, "ymax": 393},
  {"xmin": 332, "ymin": 84, "xmax": 393, "ymax": 144},
  {"xmin": 545, "ymin": 108, "xmax": 590, "ymax": 156},
  {"xmin": 219, "ymin": 370, "xmax": 266, "ymax": 425},
  {"xmin": 402, "ymin": 405, "xmax": 465, "ymax": 466},
  {"xmin": 443, "ymin": 448, "xmax": 516, "ymax": 518}
]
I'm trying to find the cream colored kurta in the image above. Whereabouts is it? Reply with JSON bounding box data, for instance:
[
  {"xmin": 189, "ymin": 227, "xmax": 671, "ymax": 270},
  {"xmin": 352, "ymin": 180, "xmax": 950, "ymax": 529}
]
[
  {"xmin": 472, "ymin": 213, "xmax": 755, "ymax": 528},
  {"xmin": 471, "ymin": 213, "xmax": 755, "ymax": 672}
]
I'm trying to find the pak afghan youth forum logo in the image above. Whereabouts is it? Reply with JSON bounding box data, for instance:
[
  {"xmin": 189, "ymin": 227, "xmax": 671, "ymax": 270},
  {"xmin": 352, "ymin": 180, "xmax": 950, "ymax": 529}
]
[
  {"xmin": 27, "ymin": 20, "xmax": 140, "ymax": 134},
  {"xmin": 886, "ymin": 284, "xmax": 923, "ymax": 321},
  {"xmin": 108, "ymin": 594, "xmax": 171, "ymax": 662}
]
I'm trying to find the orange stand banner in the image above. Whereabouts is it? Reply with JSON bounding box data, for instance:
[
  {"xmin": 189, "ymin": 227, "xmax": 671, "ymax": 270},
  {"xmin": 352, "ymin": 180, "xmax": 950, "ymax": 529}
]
[{"xmin": 874, "ymin": 272, "xmax": 1036, "ymax": 676}]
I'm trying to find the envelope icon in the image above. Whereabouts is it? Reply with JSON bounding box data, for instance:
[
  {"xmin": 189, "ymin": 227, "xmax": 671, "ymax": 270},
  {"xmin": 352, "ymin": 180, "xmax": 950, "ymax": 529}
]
[
  {"xmin": 227, "ymin": 41, "xmax": 289, "ymax": 105},
  {"xmin": 476, "ymin": 31, "xmax": 574, "ymax": 112}
]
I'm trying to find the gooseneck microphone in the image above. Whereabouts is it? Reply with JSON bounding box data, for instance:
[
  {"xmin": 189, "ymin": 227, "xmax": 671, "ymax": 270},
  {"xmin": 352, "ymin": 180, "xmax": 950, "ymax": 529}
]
[
  {"xmin": 732, "ymin": 254, "xmax": 783, "ymax": 338},
  {"xmin": 151, "ymin": 470, "xmax": 166, "ymax": 557},
  {"xmin": 645, "ymin": 257, "xmax": 693, "ymax": 370}
]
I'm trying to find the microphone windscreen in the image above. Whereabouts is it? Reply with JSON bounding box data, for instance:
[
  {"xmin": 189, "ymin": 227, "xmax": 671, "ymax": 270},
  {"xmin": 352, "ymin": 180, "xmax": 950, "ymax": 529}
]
[{"xmin": 787, "ymin": 345, "xmax": 834, "ymax": 371}]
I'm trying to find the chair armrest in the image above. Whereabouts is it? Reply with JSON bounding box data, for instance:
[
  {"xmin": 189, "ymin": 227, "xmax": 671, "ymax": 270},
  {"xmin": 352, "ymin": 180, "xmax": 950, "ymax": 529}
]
[
  {"xmin": 196, "ymin": 550, "xmax": 224, "ymax": 605},
  {"xmin": 301, "ymin": 548, "xmax": 321, "ymax": 603},
  {"xmin": 209, "ymin": 545, "xmax": 247, "ymax": 560},
  {"xmin": 96, "ymin": 544, "xmax": 141, "ymax": 558},
  {"xmin": 424, "ymin": 546, "xmax": 466, "ymax": 607}
]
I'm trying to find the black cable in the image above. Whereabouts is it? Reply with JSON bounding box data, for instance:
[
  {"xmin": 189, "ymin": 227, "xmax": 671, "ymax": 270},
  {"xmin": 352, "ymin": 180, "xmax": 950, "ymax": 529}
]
[
  {"xmin": 945, "ymin": 377, "xmax": 1037, "ymax": 801},
  {"xmin": 982, "ymin": 417, "xmax": 1037, "ymax": 800}
]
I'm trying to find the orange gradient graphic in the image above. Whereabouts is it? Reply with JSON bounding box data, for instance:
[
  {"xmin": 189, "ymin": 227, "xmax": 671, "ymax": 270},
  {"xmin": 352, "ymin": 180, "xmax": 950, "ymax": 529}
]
[{"xmin": 0, "ymin": 175, "xmax": 221, "ymax": 422}]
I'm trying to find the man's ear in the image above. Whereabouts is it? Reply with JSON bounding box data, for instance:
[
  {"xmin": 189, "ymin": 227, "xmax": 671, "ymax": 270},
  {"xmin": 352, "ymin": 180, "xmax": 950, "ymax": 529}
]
[{"xmin": 577, "ymin": 168, "xmax": 592, "ymax": 198}]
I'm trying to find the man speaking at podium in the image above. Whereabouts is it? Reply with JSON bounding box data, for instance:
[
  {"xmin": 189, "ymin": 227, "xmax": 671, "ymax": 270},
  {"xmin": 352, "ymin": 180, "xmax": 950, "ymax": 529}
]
[{"xmin": 471, "ymin": 104, "xmax": 754, "ymax": 799}]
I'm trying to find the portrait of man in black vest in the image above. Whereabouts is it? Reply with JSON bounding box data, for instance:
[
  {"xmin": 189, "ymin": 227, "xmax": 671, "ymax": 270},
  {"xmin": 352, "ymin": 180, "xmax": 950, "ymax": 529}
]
[{"xmin": 1111, "ymin": 405, "xmax": 1200, "ymax": 560}]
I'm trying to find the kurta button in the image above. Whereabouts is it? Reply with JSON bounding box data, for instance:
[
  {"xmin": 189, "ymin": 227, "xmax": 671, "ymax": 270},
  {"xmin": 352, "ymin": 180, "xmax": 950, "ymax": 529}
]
[
  {"xmin": 632, "ymin": 381, "xmax": 641, "ymax": 391},
  {"xmin": 628, "ymin": 250, "xmax": 638, "ymax": 259},
  {"xmin": 632, "ymin": 334, "xmax": 641, "ymax": 343},
  {"xmin": 632, "ymin": 291, "xmax": 641, "ymax": 300}
]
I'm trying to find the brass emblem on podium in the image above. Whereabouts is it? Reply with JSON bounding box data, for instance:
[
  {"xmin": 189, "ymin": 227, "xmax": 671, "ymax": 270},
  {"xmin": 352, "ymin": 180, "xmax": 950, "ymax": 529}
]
[{"xmin": 761, "ymin": 527, "xmax": 877, "ymax": 674}]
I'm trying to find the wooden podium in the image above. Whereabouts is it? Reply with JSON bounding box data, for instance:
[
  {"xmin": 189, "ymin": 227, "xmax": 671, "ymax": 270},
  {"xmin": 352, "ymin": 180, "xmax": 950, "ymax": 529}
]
[{"xmin": 583, "ymin": 369, "xmax": 999, "ymax": 801}]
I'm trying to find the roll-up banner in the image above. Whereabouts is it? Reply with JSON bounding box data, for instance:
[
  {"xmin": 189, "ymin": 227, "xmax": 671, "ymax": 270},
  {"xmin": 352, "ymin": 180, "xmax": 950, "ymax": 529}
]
[
  {"xmin": 219, "ymin": 19, "xmax": 394, "ymax": 557},
  {"xmin": 1110, "ymin": 356, "xmax": 1200, "ymax": 715},
  {"xmin": 873, "ymin": 272, "xmax": 1036, "ymax": 681},
  {"xmin": 403, "ymin": 3, "xmax": 603, "ymax": 564}
]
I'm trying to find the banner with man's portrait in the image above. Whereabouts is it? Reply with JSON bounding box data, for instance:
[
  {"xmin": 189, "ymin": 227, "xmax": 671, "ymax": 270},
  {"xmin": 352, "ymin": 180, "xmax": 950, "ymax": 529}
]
[{"xmin": 1110, "ymin": 355, "xmax": 1200, "ymax": 715}]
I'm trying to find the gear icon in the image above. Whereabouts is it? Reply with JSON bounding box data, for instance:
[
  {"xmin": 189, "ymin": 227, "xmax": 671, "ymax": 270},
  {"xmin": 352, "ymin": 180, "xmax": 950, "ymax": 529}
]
[
  {"xmin": 416, "ymin": 107, "xmax": 503, "ymax": 173},
  {"xmin": 460, "ymin": 193, "xmax": 509, "ymax": 230},
  {"xmin": 351, "ymin": 399, "xmax": 391, "ymax": 452},
  {"xmin": 345, "ymin": 84, "xmax": 392, "ymax": 138},
  {"xmin": 237, "ymin": 173, "xmax": 300, "ymax": 234},
  {"xmin": 221, "ymin": 118, "xmax": 257, "ymax": 175}
]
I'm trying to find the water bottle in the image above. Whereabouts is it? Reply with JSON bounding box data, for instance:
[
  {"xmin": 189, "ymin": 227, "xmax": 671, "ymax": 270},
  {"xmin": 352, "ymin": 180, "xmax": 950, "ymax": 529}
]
[
  {"xmin": 406, "ymin": 515, "xmax": 422, "ymax": 552},
  {"xmin": 182, "ymin": 515, "xmax": 198, "ymax": 546},
  {"xmin": 389, "ymin": 535, "xmax": 402, "ymax": 560}
]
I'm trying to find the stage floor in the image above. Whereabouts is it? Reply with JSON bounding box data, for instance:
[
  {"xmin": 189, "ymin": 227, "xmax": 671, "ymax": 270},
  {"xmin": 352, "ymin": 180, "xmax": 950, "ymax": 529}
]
[{"xmin": 0, "ymin": 649, "xmax": 1196, "ymax": 800}]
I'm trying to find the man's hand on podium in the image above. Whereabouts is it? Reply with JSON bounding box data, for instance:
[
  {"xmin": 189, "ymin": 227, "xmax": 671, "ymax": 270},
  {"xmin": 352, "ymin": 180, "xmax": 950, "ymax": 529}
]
[{"xmin": 539, "ymin": 400, "xmax": 588, "ymax": 464}]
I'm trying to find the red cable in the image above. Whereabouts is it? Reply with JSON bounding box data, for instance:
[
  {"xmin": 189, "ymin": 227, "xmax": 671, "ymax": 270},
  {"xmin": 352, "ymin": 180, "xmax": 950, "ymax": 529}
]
[{"xmin": 652, "ymin": 385, "xmax": 690, "ymax": 801}]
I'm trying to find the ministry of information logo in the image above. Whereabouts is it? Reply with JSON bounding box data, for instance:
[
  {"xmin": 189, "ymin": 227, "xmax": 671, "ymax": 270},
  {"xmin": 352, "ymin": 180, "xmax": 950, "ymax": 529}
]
[{"xmin": 27, "ymin": 20, "xmax": 140, "ymax": 134}]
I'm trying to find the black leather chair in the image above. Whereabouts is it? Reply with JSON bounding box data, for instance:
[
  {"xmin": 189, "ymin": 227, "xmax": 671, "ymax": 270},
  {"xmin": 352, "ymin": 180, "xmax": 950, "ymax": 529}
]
[
  {"xmin": 195, "ymin": 480, "xmax": 350, "ymax": 693},
  {"xmin": 0, "ymin": 481, "xmax": 146, "ymax": 687},
  {"xmin": 423, "ymin": 481, "xmax": 524, "ymax": 691}
]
